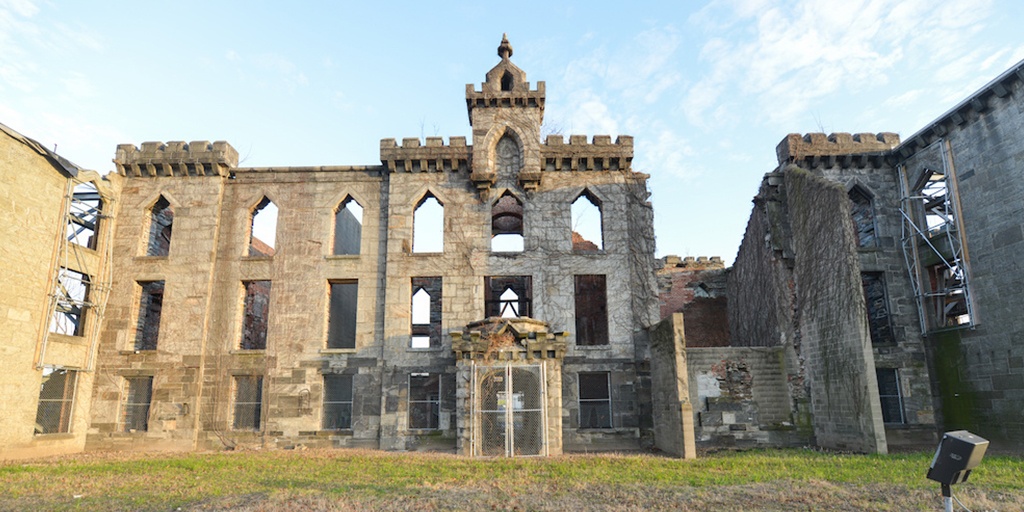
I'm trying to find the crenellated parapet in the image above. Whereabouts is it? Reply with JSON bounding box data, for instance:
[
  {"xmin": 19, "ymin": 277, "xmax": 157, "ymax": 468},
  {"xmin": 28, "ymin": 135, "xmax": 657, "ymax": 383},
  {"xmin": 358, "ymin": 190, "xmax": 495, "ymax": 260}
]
[
  {"xmin": 776, "ymin": 132, "xmax": 899, "ymax": 169},
  {"xmin": 540, "ymin": 134, "xmax": 633, "ymax": 171},
  {"xmin": 379, "ymin": 136, "xmax": 471, "ymax": 173},
  {"xmin": 114, "ymin": 140, "xmax": 238, "ymax": 178}
]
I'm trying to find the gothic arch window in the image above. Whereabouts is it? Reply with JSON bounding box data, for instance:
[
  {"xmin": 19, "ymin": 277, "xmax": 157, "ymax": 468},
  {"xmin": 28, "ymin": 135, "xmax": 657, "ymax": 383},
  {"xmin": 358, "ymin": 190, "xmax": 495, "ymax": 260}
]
[
  {"xmin": 495, "ymin": 135, "xmax": 520, "ymax": 175},
  {"xmin": 848, "ymin": 185, "xmax": 877, "ymax": 248},
  {"xmin": 413, "ymin": 193, "xmax": 443, "ymax": 253},
  {"xmin": 333, "ymin": 196, "xmax": 363, "ymax": 255},
  {"xmin": 249, "ymin": 197, "xmax": 278, "ymax": 257},
  {"xmin": 571, "ymin": 190, "xmax": 603, "ymax": 251},
  {"xmin": 491, "ymin": 190, "xmax": 524, "ymax": 252},
  {"xmin": 500, "ymin": 70, "xmax": 514, "ymax": 91},
  {"xmin": 146, "ymin": 195, "xmax": 173, "ymax": 256}
]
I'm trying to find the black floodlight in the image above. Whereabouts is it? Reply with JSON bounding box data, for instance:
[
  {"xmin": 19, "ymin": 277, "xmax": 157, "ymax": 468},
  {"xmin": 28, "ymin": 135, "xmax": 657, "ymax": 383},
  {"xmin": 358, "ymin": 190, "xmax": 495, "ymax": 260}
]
[{"xmin": 927, "ymin": 430, "xmax": 988, "ymax": 485}]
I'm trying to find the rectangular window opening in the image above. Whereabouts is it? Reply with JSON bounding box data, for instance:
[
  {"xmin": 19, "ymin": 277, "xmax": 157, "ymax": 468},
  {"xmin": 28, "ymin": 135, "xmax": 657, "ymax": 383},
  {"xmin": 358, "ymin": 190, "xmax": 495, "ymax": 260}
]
[
  {"xmin": 327, "ymin": 281, "xmax": 357, "ymax": 349},
  {"xmin": 241, "ymin": 280, "xmax": 271, "ymax": 350},
  {"xmin": 574, "ymin": 275, "xmax": 609, "ymax": 345},
  {"xmin": 68, "ymin": 183, "xmax": 101, "ymax": 249},
  {"xmin": 861, "ymin": 272, "xmax": 895, "ymax": 345},
  {"xmin": 233, "ymin": 375, "xmax": 263, "ymax": 430},
  {"xmin": 51, "ymin": 268, "xmax": 90, "ymax": 337},
  {"xmin": 578, "ymin": 372, "xmax": 611, "ymax": 429},
  {"xmin": 411, "ymin": 277, "xmax": 442, "ymax": 348},
  {"xmin": 322, "ymin": 374, "xmax": 353, "ymax": 430},
  {"xmin": 409, "ymin": 373, "xmax": 440, "ymax": 429},
  {"xmin": 485, "ymin": 276, "xmax": 532, "ymax": 319},
  {"xmin": 34, "ymin": 367, "xmax": 78, "ymax": 435},
  {"xmin": 876, "ymin": 368, "xmax": 905, "ymax": 424},
  {"xmin": 122, "ymin": 376, "xmax": 153, "ymax": 432},
  {"xmin": 134, "ymin": 281, "xmax": 164, "ymax": 350}
]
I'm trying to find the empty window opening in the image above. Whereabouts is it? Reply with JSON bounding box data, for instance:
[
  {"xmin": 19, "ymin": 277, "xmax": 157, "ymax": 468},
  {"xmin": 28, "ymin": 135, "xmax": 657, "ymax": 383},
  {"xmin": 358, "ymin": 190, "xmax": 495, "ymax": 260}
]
[
  {"xmin": 50, "ymin": 268, "xmax": 90, "ymax": 337},
  {"xmin": 241, "ymin": 280, "xmax": 271, "ymax": 350},
  {"xmin": 409, "ymin": 373, "xmax": 440, "ymax": 429},
  {"xmin": 876, "ymin": 368, "xmax": 905, "ymax": 424},
  {"xmin": 122, "ymin": 376, "xmax": 153, "ymax": 432},
  {"xmin": 927, "ymin": 263, "xmax": 971, "ymax": 328},
  {"xmin": 500, "ymin": 70, "xmax": 514, "ymax": 91},
  {"xmin": 413, "ymin": 193, "xmax": 444, "ymax": 253},
  {"xmin": 411, "ymin": 277, "xmax": 442, "ymax": 348},
  {"xmin": 491, "ymin": 191, "xmax": 524, "ymax": 252},
  {"xmin": 849, "ymin": 186, "xmax": 877, "ymax": 248},
  {"xmin": 34, "ymin": 367, "xmax": 78, "ymax": 435},
  {"xmin": 147, "ymin": 195, "xmax": 173, "ymax": 256},
  {"xmin": 485, "ymin": 276, "xmax": 532, "ymax": 318},
  {"xmin": 578, "ymin": 372, "xmax": 612, "ymax": 429},
  {"xmin": 861, "ymin": 272, "xmax": 895, "ymax": 345},
  {"xmin": 233, "ymin": 375, "xmax": 263, "ymax": 430},
  {"xmin": 571, "ymin": 191, "xmax": 603, "ymax": 251},
  {"xmin": 575, "ymin": 275, "xmax": 609, "ymax": 346},
  {"xmin": 496, "ymin": 135, "xmax": 521, "ymax": 175},
  {"xmin": 917, "ymin": 170, "xmax": 953, "ymax": 233},
  {"xmin": 322, "ymin": 374, "xmax": 353, "ymax": 430},
  {"xmin": 327, "ymin": 282, "xmax": 358, "ymax": 349},
  {"xmin": 134, "ymin": 281, "xmax": 164, "ymax": 350},
  {"xmin": 333, "ymin": 196, "xmax": 363, "ymax": 255},
  {"xmin": 68, "ymin": 182, "xmax": 101, "ymax": 249},
  {"xmin": 249, "ymin": 197, "xmax": 278, "ymax": 257}
]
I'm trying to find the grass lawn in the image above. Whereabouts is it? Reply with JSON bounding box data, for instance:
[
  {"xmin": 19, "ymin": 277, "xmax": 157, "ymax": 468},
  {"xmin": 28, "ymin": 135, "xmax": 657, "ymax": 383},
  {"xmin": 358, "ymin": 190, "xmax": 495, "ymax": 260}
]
[{"xmin": 0, "ymin": 448, "xmax": 1021, "ymax": 511}]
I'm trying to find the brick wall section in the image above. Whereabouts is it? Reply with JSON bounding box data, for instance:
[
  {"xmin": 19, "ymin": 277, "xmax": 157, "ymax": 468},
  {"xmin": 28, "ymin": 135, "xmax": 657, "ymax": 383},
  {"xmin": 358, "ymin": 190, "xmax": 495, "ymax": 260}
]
[{"xmin": 657, "ymin": 256, "xmax": 729, "ymax": 347}]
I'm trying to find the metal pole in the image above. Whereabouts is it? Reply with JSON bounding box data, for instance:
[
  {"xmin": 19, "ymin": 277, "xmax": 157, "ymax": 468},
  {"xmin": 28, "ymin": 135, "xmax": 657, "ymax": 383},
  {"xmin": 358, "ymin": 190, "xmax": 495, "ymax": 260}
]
[{"xmin": 941, "ymin": 484, "xmax": 953, "ymax": 512}]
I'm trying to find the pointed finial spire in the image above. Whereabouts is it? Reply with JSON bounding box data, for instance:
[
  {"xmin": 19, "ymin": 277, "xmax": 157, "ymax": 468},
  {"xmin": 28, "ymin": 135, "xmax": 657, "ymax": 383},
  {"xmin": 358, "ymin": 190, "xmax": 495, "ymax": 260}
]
[{"xmin": 497, "ymin": 33, "xmax": 513, "ymax": 60}]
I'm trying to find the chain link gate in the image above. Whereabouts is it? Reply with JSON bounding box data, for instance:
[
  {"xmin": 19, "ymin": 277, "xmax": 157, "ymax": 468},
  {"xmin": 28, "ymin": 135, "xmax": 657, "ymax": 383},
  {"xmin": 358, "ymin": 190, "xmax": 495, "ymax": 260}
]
[{"xmin": 472, "ymin": 363, "xmax": 547, "ymax": 457}]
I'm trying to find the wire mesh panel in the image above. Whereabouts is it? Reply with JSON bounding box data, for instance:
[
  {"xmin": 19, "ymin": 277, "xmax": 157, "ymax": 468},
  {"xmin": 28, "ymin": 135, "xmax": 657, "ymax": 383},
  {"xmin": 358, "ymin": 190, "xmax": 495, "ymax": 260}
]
[
  {"xmin": 473, "ymin": 364, "xmax": 545, "ymax": 457},
  {"xmin": 35, "ymin": 368, "xmax": 78, "ymax": 434}
]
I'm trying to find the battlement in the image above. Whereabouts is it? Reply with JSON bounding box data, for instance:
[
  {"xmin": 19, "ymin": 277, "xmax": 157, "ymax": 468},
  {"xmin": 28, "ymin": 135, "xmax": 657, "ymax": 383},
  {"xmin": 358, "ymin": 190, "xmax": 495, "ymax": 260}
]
[
  {"xmin": 661, "ymin": 255, "xmax": 725, "ymax": 270},
  {"xmin": 114, "ymin": 140, "xmax": 238, "ymax": 178},
  {"xmin": 776, "ymin": 132, "xmax": 899, "ymax": 168},
  {"xmin": 380, "ymin": 136, "xmax": 472, "ymax": 173},
  {"xmin": 540, "ymin": 134, "xmax": 633, "ymax": 171}
]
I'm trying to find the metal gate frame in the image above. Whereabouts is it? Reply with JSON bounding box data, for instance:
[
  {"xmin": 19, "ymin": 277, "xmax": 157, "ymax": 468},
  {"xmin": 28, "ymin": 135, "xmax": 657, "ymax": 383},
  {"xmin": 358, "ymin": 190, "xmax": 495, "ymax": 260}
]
[{"xmin": 470, "ymin": 361, "xmax": 548, "ymax": 457}]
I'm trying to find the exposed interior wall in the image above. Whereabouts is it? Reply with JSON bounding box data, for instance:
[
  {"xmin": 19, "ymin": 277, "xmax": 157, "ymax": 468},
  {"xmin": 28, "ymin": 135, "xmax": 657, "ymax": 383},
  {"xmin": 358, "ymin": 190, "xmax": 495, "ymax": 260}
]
[{"xmin": 648, "ymin": 313, "xmax": 695, "ymax": 458}]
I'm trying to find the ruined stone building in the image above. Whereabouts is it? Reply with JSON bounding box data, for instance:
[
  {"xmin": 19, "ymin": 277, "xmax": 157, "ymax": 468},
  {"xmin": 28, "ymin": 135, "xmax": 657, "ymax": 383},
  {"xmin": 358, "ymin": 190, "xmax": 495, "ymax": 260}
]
[{"xmin": 4, "ymin": 38, "xmax": 1024, "ymax": 460}]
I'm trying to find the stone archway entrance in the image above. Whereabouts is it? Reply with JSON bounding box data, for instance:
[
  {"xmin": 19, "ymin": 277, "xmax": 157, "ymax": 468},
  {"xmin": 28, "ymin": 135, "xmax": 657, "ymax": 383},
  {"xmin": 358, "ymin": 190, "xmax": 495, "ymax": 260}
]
[
  {"xmin": 452, "ymin": 318, "xmax": 567, "ymax": 457},
  {"xmin": 474, "ymin": 363, "xmax": 546, "ymax": 456}
]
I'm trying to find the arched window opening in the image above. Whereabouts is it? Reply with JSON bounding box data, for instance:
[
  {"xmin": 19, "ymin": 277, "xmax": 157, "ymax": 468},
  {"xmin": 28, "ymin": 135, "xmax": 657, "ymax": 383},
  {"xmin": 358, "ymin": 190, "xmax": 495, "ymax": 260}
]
[
  {"xmin": 413, "ymin": 193, "xmax": 444, "ymax": 253},
  {"xmin": 571, "ymin": 191, "xmax": 603, "ymax": 251},
  {"xmin": 848, "ymin": 186, "xmax": 876, "ymax": 248},
  {"xmin": 492, "ymin": 191, "xmax": 524, "ymax": 252},
  {"xmin": 147, "ymin": 195, "xmax": 173, "ymax": 256},
  {"xmin": 500, "ymin": 70, "xmax": 514, "ymax": 91},
  {"xmin": 495, "ymin": 135, "xmax": 520, "ymax": 175},
  {"xmin": 249, "ymin": 197, "xmax": 278, "ymax": 257},
  {"xmin": 334, "ymin": 196, "xmax": 363, "ymax": 255}
]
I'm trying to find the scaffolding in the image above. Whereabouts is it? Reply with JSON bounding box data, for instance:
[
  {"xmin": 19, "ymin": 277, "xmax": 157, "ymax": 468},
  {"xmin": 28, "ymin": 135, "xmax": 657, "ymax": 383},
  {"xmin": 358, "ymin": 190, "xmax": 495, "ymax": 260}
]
[
  {"xmin": 37, "ymin": 174, "xmax": 114, "ymax": 372},
  {"xmin": 897, "ymin": 139, "xmax": 974, "ymax": 335}
]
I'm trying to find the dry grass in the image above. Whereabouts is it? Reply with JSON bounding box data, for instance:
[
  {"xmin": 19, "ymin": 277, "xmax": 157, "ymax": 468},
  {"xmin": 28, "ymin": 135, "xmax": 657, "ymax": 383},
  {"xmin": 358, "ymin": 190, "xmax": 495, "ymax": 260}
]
[{"xmin": 1, "ymin": 448, "xmax": 1021, "ymax": 511}]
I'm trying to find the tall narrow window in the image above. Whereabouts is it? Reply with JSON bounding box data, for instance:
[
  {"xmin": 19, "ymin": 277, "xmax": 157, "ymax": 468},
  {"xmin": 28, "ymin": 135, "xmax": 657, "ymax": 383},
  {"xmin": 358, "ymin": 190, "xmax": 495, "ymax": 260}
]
[
  {"xmin": 571, "ymin": 191, "xmax": 603, "ymax": 251},
  {"xmin": 413, "ymin": 193, "xmax": 443, "ymax": 253},
  {"xmin": 327, "ymin": 282, "xmax": 358, "ymax": 349},
  {"xmin": 848, "ymin": 186, "xmax": 876, "ymax": 248},
  {"xmin": 491, "ymin": 191, "xmax": 524, "ymax": 252},
  {"xmin": 249, "ymin": 197, "xmax": 278, "ymax": 257},
  {"xmin": 34, "ymin": 368, "xmax": 78, "ymax": 435},
  {"xmin": 411, "ymin": 277, "xmax": 442, "ymax": 348},
  {"xmin": 500, "ymin": 70, "xmax": 514, "ymax": 91},
  {"xmin": 135, "ymin": 281, "xmax": 164, "ymax": 351},
  {"xmin": 68, "ymin": 182, "xmax": 101, "ymax": 250},
  {"xmin": 334, "ymin": 196, "xmax": 363, "ymax": 255},
  {"xmin": 485, "ymin": 276, "xmax": 531, "ymax": 318},
  {"xmin": 122, "ymin": 377, "xmax": 153, "ymax": 432},
  {"xmin": 495, "ymin": 135, "xmax": 520, "ymax": 175},
  {"xmin": 861, "ymin": 272, "xmax": 895, "ymax": 345},
  {"xmin": 876, "ymin": 368, "xmax": 905, "ymax": 424},
  {"xmin": 409, "ymin": 373, "xmax": 440, "ymax": 429},
  {"xmin": 578, "ymin": 372, "xmax": 612, "ymax": 429},
  {"xmin": 147, "ymin": 195, "xmax": 173, "ymax": 256},
  {"xmin": 233, "ymin": 375, "xmax": 263, "ymax": 430},
  {"xmin": 50, "ymin": 268, "xmax": 90, "ymax": 337},
  {"xmin": 241, "ymin": 280, "xmax": 271, "ymax": 350},
  {"xmin": 575, "ymin": 275, "xmax": 609, "ymax": 346},
  {"xmin": 323, "ymin": 374, "xmax": 353, "ymax": 430}
]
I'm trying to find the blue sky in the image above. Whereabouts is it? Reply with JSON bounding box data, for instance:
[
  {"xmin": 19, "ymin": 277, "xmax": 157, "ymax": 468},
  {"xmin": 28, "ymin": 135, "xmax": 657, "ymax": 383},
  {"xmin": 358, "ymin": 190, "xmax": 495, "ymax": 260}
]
[{"xmin": 3, "ymin": 1, "xmax": 1022, "ymax": 263}]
